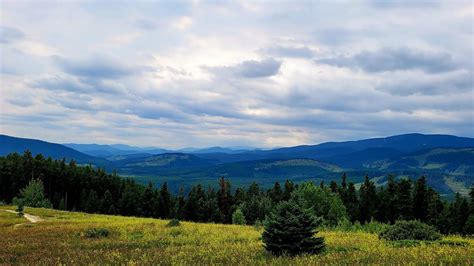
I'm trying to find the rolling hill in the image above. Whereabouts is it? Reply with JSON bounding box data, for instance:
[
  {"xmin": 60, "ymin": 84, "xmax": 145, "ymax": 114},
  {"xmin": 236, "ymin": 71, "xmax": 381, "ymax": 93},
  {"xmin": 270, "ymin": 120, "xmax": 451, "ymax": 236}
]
[
  {"xmin": 0, "ymin": 135, "xmax": 108, "ymax": 165},
  {"xmin": 63, "ymin": 143, "xmax": 170, "ymax": 157},
  {"xmin": 2, "ymin": 133, "xmax": 473, "ymax": 196}
]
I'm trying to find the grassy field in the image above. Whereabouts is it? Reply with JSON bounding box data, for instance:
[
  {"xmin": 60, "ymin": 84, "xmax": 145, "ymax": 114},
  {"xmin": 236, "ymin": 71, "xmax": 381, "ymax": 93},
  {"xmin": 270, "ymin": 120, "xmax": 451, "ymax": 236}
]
[{"xmin": 0, "ymin": 206, "xmax": 473, "ymax": 265}]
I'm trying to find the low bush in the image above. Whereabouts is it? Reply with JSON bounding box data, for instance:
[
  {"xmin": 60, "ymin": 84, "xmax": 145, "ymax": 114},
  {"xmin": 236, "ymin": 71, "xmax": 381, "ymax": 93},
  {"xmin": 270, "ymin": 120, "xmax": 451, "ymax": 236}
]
[
  {"xmin": 438, "ymin": 239, "xmax": 469, "ymax": 247},
  {"xmin": 16, "ymin": 201, "xmax": 24, "ymax": 217},
  {"xmin": 379, "ymin": 220, "xmax": 442, "ymax": 241},
  {"xmin": 167, "ymin": 219, "xmax": 181, "ymax": 227},
  {"xmin": 84, "ymin": 228, "xmax": 110, "ymax": 238}
]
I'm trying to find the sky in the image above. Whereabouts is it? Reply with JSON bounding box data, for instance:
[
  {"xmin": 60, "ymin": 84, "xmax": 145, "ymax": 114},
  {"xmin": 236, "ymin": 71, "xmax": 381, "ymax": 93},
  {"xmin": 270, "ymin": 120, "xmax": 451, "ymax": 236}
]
[{"xmin": 0, "ymin": 0, "xmax": 473, "ymax": 149}]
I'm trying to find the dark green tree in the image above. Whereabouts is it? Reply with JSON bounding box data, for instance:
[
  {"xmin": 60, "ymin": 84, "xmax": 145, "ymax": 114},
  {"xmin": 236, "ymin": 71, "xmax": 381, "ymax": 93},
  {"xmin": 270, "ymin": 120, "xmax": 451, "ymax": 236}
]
[
  {"xmin": 269, "ymin": 182, "xmax": 283, "ymax": 203},
  {"xmin": 283, "ymin": 179, "xmax": 294, "ymax": 201},
  {"xmin": 142, "ymin": 182, "xmax": 158, "ymax": 217},
  {"xmin": 345, "ymin": 182, "xmax": 359, "ymax": 222},
  {"xmin": 359, "ymin": 175, "xmax": 377, "ymax": 223},
  {"xmin": 426, "ymin": 188, "xmax": 443, "ymax": 226},
  {"xmin": 385, "ymin": 175, "xmax": 399, "ymax": 223},
  {"xmin": 157, "ymin": 182, "xmax": 172, "ymax": 218},
  {"xmin": 262, "ymin": 197, "xmax": 325, "ymax": 256},
  {"xmin": 101, "ymin": 190, "xmax": 114, "ymax": 214},
  {"xmin": 397, "ymin": 179, "xmax": 413, "ymax": 220},
  {"xmin": 218, "ymin": 177, "xmax": 232, "ymax": 223},
  {"xmin": 413, "ymin": 176, "xmax": 428, "ymax": 221},
  {"xmin": 242, "ymin": 194, "xmax": 272, "ymax": 225},
  {"xmin": 175, "ymin": 187, "xmax": 186, "ymax": 220},
  {"xmin": 329, "ymin": 181, "xmax": 338, "ymax": 194}
]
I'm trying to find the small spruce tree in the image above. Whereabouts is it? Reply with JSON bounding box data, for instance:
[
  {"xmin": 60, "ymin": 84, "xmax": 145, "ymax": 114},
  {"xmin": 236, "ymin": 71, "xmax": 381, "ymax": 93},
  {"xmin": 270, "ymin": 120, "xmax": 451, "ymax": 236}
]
[
  {"xmin": 17, "ymin": 178, "xmax": 52, "ymax": 208},
  {"xmin": 16, "ymin": 200, "xmax": 24, "ymax": 217},
  {"xmin": 232, "ymin": 208, "xmax": 246, "ymax": 225},
  {"xmin": 262, "ymin": 198, "xmax": 325, "ymax": 256}
]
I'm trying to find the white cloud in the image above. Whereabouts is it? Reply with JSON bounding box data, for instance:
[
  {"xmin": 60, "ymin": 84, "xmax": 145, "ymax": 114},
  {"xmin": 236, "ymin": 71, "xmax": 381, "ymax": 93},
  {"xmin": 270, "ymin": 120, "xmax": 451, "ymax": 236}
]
[{"xmin": 0, "ymin": 0, "xmax": 473, "ymax": 148}]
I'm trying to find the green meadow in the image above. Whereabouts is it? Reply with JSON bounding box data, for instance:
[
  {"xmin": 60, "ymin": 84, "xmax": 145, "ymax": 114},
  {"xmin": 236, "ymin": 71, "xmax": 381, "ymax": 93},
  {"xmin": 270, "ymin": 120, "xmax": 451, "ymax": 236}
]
[{"xmin": 1, "ymin": 206, "xmax": 472, "ymax": 265}]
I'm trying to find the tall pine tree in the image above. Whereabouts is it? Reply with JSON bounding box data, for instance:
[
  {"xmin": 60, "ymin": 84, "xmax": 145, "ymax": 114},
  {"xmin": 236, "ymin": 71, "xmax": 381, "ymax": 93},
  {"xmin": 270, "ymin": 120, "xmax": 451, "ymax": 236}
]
[
  {"xmin": 359, "ymin": 175, "xmax": 377, "ymax": 223},
  {"xmin": 413, "ymin": 176, "xmax": 428, "ymax": 222}
]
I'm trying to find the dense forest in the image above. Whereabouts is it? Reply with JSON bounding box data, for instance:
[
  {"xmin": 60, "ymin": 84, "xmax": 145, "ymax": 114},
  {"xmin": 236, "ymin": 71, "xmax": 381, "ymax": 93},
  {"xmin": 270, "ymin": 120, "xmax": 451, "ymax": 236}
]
[{"xmin": 1, "ymin": 151, "xmax": 473, "ymax": 235}]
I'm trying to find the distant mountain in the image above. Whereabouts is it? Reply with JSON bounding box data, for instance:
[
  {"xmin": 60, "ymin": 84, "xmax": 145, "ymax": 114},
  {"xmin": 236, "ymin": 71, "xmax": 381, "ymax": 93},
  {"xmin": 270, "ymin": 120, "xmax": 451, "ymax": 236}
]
[
  {"xmin": 378, "ymin": 147, "xmax": 474, "ymax": 175},
  {"xmin": 111, "ymin": 153, "xmax": 216, "ymax": 175},
  {"xmin": 0, "ymin": 135, "xmax": 107, "ymax": 165},
  {"xmin": 64, "ymin": 143, "xmax": 170, "ymax": 157},
  {"xmin": 257, "ymin": 133, "xmax": 474, "ymax": 159},
  {"xmin": 189, "ymin": 146, "xmax": 258, "ymax": 154},
  {"xmin": 2, "ymin": 133, "xmax": 473, "ymax": 196}
]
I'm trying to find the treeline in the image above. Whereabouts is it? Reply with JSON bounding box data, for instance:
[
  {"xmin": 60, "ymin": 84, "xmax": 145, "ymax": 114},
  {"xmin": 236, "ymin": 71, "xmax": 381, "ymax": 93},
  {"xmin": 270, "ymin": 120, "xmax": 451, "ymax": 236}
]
[{"xmin": 1, "ymin": 151, "xmax": 473, "ymax": 235}]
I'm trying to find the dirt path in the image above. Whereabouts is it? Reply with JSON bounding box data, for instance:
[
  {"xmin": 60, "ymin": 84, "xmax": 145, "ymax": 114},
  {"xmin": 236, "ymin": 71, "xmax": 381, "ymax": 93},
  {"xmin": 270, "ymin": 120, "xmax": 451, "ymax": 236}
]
[{"xmin": 5, "ymin": 210, "xmax": 44, "ymax": 223}]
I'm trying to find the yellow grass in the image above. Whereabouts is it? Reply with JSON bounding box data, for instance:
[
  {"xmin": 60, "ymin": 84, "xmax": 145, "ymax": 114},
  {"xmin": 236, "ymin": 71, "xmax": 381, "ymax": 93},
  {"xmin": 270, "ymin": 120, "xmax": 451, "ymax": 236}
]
[{"xmin": 0, "ymin": 206, "xmax": 473, "ymax": 265}]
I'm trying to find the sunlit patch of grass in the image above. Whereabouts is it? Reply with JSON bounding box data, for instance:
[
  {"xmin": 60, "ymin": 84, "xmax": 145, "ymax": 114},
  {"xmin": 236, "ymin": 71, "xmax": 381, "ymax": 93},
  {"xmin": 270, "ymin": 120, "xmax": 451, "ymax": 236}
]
[{"xmin": 0, "ymin": 206, "xmax": 473, "ymax": 265}]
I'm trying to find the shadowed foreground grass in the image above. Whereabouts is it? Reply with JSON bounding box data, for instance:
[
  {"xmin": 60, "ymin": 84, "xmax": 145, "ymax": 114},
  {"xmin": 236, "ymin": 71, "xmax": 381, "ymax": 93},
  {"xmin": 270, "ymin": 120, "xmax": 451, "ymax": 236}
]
[{"xmin": 0, "ymin": 206, "xmax": 473, "ymax": 265}]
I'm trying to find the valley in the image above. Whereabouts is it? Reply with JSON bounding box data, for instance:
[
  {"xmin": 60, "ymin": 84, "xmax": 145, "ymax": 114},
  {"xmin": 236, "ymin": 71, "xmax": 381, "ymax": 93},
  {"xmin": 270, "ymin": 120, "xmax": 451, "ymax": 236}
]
[{"xmin": 1, "ymin": 133, "xmax": 473, "ymax": 196}]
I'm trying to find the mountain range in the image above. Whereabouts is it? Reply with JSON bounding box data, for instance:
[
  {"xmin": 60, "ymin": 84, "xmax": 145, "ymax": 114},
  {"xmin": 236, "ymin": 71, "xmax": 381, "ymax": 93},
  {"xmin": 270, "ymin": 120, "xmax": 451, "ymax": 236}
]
[{"xmin": 1, "ymin": 133, "xmax": 473, "ymax": 196}]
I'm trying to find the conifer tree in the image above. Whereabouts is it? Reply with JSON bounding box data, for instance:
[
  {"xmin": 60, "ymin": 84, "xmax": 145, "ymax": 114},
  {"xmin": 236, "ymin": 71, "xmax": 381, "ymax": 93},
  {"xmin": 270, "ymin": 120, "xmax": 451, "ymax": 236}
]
[
  {"xmin": 218, "ymin": 177, "xmax": 232, "ymax": 223},
  {"xmin": 101, "ymin": 190, "xmax": 114, "ymax": 214},
  {"xmin": 15, "ymin": 178, "xmax": 52, "ymax": 208},
  {"xmin": 262, "ymin": 197, "xmax": 325, "ymax": 256},
  {"xmin": 142, "ymin": 182, "xmax": 157, "ymax": 217},
  {"xmin": 233, "ymin": 187, "xmax": 247, "ymax": 206},
  {"xmin": 470, "ymin": 186, "xmax": 474, "ymax": 213},
  {"xmin": 158, "ymin": 182, "xmax": 172, "ymax": 218},
  {"xmin": 184, "ymin": 184, "xmax": 206, "ymax": 221},
  {"xmin": 413, "ymin": 176, "xmax": 428, "ymax": 221},
  {"xmin": 338, "ymin": 173, "xmax": 348, "ymax": 203},
  {"xmin": 283, "ymin": 179, "xmax": 294, "ymax": 201},
  {"xmin": 345, "ymin": 182, "xmax": 359, "ymax": 222},
  {"xmin": 176, "ymin": 187, "xmax": 186, "ymax": 220},
  {"xmin": 232, "ymin": 208, "xmax": 246, "ymax": 225},
  {"xmin": 269, "ymin": 182, "xmax": 283, "ymax": 203},
  {"xmin": 85, "ymin": 190, "xmax": 99, "ymax": 213},
  {"xmin": 341, "ymin": 173, "xmax": 347, "ymax": 191},
  {"xmin": 386, "ymin": 175, "xmax": 399, "ymax": 223},
  {"xmin": 359, "ymin": 175, "xmax": 377, "ymax": 223},
  {"xmin": 397, "ymin": 179, "xmax": 413, "ymax": 220},
  {"xmin": 426, "ymin": 188, "xmax": 443, "ymax": 226},
  {"xmin": 329, "ymin": 181, "xmax": 338, "ymax": 194}
]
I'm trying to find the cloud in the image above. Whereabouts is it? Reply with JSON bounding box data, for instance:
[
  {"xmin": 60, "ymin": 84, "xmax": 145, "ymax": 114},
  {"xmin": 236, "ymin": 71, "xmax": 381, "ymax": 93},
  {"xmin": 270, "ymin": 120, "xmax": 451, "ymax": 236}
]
[
  {"xmin": 1, "ymin": 1, "xmax": 473, "ymax": 147},
  {"xmin": 376, "ymin": 70, "xmax": 473, "ymax": 96},
  {"xmin": 316, "ymin": 47, "xmax": 459, "ymax": 73},
  {"xmin": 206, "ymin": 58, "xmax": 282, "ymax": 78},
  {"xmin": 262, "ymin": 45, "xmax": 314, "ymax": 58},
  {"xmin": 369, "ymin": 0, "xmax": 441, "ymax": 9},
  {"xmin": 0, "ymin": 26, "xmax": 25, "ymax": 43},
  {"xmin": 52, "ymin": 55, "xmax": 143, "ymax": 79},
  {"xmin": 134, "ymin": 18, "xmax": 157, "ymax": 30},
  {"xmin": 32, "ymin": 75, "xmax": 127, "ymax": 95}
]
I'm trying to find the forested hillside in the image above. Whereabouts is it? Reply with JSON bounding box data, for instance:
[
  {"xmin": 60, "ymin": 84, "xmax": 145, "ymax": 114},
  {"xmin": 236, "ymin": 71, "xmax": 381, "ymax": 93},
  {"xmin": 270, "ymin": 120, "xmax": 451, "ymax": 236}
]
[{"xmin": 1, "ymin": 151, "xmax": 473, "ymax": 235}]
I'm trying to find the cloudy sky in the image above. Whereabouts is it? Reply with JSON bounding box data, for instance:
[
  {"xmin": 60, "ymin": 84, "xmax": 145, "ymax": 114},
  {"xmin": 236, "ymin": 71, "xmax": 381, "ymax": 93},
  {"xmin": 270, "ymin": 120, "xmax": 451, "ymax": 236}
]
[{"xmin": 0, "ymin": 0, "xmax": 473, "ymax": 148}]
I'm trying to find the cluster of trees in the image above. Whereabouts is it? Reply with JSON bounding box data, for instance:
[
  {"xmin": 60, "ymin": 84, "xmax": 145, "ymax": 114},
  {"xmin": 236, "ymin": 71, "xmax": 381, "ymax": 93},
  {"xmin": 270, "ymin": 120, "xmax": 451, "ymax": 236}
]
[
  {"xmin": 1, "ymin": 151, "xmax": 473, "ymax": 235},
  {"xmin": 326, "ymin": 174, "xmax": 474, "ymax": 235}
]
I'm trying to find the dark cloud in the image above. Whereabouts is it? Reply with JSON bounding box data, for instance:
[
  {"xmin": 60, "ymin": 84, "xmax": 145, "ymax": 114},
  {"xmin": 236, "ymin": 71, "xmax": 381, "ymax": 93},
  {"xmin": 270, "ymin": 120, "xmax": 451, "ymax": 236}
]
[
  {"xmin": 262, "ymin": 45, "xmax": 314, "ymax": 58},
  {"xmin": 0, "ymin": 26, "xmax": 25, "ymax": 43},
  {"xmin": 316, "ymin": 47, "xmax": 459, "ymax": 73},
  {"xmin": 33, "ymin": 76, "xmax": 90, "ymax": 93},
  {"xmin": 206, "ymin": 58, "xmax": 281, "ymax": 78},
  {"xmin": 52, "ymin": 56, "xmax": 141, "ymax": 79},
  {"xmin": 376, "ymin": 71, "xmax": 473, "ymax": 96}
]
